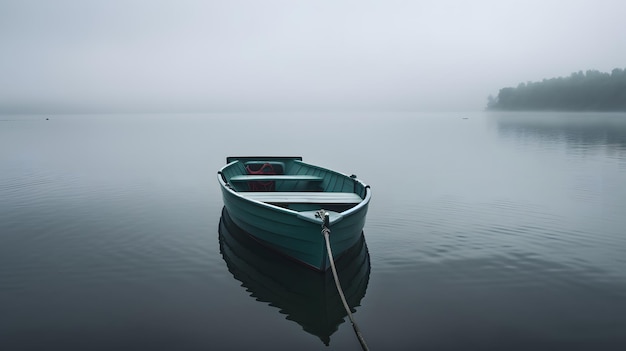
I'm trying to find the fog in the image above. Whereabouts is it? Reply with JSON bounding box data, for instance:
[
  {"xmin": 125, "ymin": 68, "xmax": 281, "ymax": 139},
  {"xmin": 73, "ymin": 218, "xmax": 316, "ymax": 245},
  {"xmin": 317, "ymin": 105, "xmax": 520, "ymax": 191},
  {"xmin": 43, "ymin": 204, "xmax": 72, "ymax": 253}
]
[{"xmin": 1, "ymin": 0, "xmax": 625, "ymax": 113}]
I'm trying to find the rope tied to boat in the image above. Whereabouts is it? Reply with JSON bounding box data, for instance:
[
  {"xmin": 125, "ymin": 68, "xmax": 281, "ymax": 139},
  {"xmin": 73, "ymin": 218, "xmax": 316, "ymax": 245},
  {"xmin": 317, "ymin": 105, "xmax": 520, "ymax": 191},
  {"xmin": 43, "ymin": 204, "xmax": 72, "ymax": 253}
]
[{"xmin": 315, "ymin": 210, "xmax": 370, "ymax": 351}]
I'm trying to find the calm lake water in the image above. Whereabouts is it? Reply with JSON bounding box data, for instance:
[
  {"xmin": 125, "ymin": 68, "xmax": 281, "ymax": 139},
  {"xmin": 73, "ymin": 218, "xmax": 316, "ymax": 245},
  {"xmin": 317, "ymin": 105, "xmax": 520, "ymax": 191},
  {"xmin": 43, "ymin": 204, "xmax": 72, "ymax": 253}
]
[{"xmin": 1, "ymin": 112, "xmax": 626, "ymax": 350}]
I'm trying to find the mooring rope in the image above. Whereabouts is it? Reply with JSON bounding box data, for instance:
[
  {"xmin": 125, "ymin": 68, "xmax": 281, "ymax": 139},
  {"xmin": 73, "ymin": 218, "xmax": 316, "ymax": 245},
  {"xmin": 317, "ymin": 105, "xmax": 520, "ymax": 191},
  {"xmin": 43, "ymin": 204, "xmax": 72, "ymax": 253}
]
[{"xmin": 316, "ymin": 210, "xmax": 370, "ymax": 351}]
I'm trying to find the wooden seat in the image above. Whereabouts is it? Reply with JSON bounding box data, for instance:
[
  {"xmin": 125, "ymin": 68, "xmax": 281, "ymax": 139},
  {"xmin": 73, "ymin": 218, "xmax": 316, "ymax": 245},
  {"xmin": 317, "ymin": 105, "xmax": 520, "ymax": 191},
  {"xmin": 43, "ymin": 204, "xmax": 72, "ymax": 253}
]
[
  {"xmin": 230, "ymin": 175, "xmax": 323, "ymax": 183},
  {"xmin": 240, "ymin": 192, "xmax": 362, "ymax": 204}
]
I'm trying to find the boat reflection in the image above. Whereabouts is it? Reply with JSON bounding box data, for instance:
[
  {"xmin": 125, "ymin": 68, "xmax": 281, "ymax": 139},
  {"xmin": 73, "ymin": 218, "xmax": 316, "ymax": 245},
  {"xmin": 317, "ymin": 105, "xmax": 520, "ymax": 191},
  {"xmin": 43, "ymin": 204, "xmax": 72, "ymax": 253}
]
[{"xmin": 218, "ymin": 208, "xmax": 371, "ymax": 346}]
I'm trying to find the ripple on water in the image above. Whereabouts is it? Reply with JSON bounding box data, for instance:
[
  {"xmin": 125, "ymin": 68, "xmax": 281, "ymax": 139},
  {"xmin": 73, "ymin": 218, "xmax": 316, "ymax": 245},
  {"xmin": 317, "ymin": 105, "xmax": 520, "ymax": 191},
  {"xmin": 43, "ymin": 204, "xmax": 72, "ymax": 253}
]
[
  {"xmin": 369, "ymin": 195, "xmax": 626, "ymax": 293},
  {"xmin": 0, "ymin": 171, "xmax": 217, "ymax": 294}
]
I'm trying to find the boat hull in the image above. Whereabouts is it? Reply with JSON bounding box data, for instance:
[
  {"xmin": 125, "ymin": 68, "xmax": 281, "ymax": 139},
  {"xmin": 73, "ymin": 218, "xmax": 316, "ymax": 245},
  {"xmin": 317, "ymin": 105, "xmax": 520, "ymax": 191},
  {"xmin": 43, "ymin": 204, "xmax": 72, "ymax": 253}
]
[{"xmin": 217, "ymin": 157, "xmax": 370, "ymax": 271}]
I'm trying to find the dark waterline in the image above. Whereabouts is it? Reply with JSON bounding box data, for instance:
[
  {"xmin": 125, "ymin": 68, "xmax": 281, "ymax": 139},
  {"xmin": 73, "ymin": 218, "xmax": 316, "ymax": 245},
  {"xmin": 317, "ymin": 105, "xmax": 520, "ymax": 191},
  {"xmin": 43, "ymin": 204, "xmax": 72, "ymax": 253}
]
[{"xmin": 1, "ymin": 112, "xmax": 626, "ymax": 350}]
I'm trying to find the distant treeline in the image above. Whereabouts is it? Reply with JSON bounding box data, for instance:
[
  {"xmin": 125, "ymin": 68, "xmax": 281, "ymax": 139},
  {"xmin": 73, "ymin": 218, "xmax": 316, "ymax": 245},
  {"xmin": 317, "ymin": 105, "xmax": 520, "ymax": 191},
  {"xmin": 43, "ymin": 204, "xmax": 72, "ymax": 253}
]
[{"xmin": 487, "ymin": 68, "xmax": 626, "ymax": 111}]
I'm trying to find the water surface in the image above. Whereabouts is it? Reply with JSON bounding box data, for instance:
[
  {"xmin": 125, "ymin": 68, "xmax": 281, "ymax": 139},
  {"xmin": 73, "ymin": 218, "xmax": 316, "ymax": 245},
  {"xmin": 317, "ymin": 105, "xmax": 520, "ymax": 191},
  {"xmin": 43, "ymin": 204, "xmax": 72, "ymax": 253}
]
[{"xmin": 1, "ymin": 112, "xmax": 625, "ymax": 350}]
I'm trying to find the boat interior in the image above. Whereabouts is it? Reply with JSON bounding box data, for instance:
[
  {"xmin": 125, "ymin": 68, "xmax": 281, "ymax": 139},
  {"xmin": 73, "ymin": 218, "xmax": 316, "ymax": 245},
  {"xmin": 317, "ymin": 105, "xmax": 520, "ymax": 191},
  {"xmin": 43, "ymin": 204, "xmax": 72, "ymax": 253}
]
[{"xmin": 219, "ymin": 157, "xmax": 368, "ymax": 212}]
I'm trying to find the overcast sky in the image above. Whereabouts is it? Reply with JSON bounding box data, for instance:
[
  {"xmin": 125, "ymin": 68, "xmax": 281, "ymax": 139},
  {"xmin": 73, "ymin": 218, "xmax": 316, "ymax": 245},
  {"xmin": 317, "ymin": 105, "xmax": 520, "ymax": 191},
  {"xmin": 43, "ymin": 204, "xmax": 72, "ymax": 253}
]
[{"xmin": 1, "ymin": 0, "xmax": 625, "ymax": 113}]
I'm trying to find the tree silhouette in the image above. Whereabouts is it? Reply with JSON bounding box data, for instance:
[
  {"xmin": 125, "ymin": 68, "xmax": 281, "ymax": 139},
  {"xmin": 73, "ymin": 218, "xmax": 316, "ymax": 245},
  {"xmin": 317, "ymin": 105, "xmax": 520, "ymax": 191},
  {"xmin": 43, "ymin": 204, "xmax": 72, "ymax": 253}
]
[{"xmin": 487, "ymin": 68, "xmax": 626, "ymax": 111}]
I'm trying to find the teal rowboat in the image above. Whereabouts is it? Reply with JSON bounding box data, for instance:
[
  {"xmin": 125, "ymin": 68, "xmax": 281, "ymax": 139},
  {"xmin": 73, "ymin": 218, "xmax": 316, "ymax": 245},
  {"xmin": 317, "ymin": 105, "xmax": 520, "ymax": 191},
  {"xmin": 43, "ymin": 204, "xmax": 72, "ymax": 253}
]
[{"xmin": 217, "ymin": 156, "xmax": 371, "ymax": 271}]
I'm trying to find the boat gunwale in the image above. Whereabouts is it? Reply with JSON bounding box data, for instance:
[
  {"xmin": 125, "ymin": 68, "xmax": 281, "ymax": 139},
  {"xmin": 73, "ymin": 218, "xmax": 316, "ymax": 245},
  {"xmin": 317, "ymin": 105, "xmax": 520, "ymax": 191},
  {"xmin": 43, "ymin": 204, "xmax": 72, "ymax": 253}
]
[{"xmin": 217, "ymin": 159, "xmax": 371, "ymax": 224}]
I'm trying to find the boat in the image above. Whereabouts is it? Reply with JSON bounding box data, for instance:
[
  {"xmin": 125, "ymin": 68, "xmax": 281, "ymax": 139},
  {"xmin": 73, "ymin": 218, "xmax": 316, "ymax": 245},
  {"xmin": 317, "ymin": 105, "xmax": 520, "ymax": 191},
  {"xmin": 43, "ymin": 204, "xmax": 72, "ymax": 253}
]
[
  {"xmin": 219, "ymin": 208, "xmax": 370, "ymax": 345},
  {"xmin": 217, "ymin": 156, "xmax": 371, "ymax": 271}
]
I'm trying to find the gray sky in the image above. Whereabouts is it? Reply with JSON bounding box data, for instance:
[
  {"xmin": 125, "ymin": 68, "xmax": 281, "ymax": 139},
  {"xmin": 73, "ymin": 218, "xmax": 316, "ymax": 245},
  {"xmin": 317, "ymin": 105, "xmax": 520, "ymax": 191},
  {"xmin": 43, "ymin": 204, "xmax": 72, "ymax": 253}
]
[{"xmin": 1, "ymin": 0, "xmax": 625, "ymax": 113}]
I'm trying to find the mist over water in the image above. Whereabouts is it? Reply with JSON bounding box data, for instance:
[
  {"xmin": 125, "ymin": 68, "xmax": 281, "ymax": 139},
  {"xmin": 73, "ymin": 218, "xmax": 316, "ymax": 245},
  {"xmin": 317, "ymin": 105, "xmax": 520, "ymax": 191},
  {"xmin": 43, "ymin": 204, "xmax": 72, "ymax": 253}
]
[
  {"xmin": 1, "ymin": 112, "xmax": 626, "ymax": 350},
  {"xmin": 2, "ymin": 1, "xmax": 626, "ymax": 114}
]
